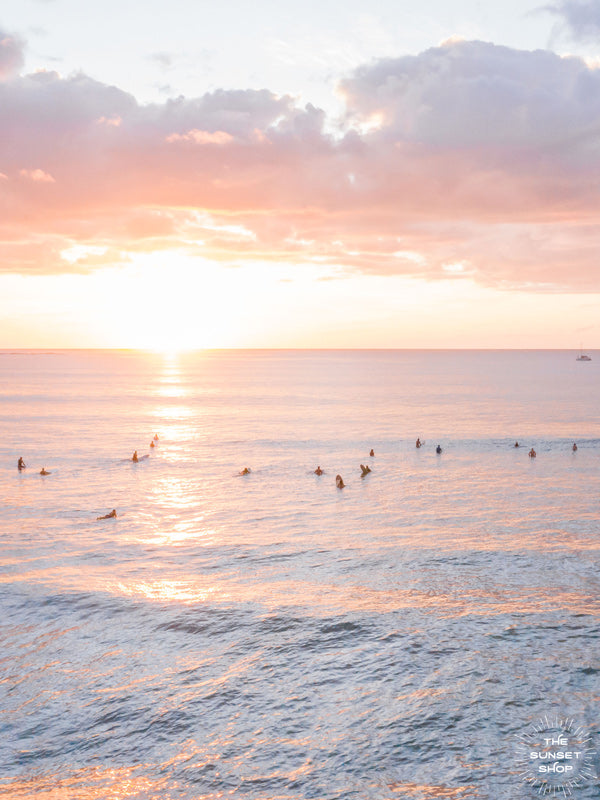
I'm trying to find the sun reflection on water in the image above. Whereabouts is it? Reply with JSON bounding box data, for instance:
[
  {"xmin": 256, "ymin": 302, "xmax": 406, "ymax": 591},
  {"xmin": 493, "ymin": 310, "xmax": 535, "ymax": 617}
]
[
  {"xmin": 141, "ymin": 474, "xmax": 217, "ymax": 545},
  {"xmin": 112, "ymin": 579, "xmax": 217, "ymax": 604},
  {"xmin": 152, "ymin": 404, "xmax": 194, "ymax": 423},
  {"xmin": 149, "ymin": 353, "xmax": 200, "ymax": 460},
  {"xmin": 149, "ymin": 475, "xmax": 202, "ymax": 511},
  {"xmin": 156, "ymin": 359, "xmax": 188, "ymax": 398},
  {"xmin": 152, "ymin": 352, "xmax": 193, "ymax": 418},
  {"xmin": 156, "ymin": 382, "xmax": 188, "ymax": 399},
  {"xmin": 388, "ymin": 783, "xmax": 477, "ymax": 798},
  {"xmin": 146, "ymin": 519, "xmax": 218, "ymax": 547},
  {"xmin": 0, "ymin": 766, "xmax": 156, "ymax": 800}
]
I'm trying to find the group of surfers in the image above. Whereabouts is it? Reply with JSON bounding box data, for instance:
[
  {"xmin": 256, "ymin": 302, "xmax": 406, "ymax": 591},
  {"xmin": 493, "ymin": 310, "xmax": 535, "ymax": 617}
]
[
  {"xmin": 312, "ymin": 437, "xmax": 580, "ymax": 488},
  {"xmin": 18, "ymin": 434, "xmax": 583, "ymax": 515},
  {"xmin": 17, "ymin": 457, "xmax": 50, "ymax": 476},
  {"xmin": 132, "ymin": 434, "xmax": 159, "ymax": 463},
  {"xmin": 513, "ymin": 441, "xmax": 578, "ymax": 458},
  {"xmin": 17, "ymin": 434, "xmax": 162, "ymax": 477},
  {"xmin": 17, "ymin": 434, "xmax": 160, "ymax": 520},
  {"xmin": 314, "ymin": 442, "xmax": 442, "ymax": 489}
]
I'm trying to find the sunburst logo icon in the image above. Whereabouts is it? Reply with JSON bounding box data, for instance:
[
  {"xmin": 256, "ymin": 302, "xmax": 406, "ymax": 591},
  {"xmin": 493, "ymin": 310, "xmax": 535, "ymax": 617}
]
[{"xmin": 516, "ymin": 716, "xmax": 597, "ymax": 796}]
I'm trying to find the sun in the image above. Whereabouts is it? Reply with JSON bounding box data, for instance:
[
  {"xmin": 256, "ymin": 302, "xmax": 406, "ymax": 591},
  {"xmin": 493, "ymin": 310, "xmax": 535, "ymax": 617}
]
[{"xmin": 92, "ymin": 253, "xmax": 247, "ymax": 351}]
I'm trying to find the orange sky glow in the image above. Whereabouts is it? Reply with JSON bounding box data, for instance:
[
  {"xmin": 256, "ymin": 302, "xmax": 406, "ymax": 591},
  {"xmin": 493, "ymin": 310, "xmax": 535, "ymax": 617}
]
[{"xmin": 1, "ymin": 16, "xmax": 600, "ymax": 349}]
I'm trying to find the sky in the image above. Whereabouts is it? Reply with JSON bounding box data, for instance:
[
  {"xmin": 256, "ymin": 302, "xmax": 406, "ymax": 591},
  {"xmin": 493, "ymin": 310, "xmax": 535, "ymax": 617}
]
[{"xmin": 1, "ymin": 0, "xmax": 600, "ymax": 349}]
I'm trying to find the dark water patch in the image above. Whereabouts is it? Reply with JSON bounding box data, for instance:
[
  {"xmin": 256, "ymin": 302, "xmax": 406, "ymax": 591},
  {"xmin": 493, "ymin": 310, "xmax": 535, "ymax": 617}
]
[
  {"xmin": 157, "ymin": 619, "xmax": 212, "ymax": 636},
  {"xmin": 256, "ymin": 549, "xmax": 311, "ymax": 563},
  {"xmin": 135, "ymin": 706, "xmax": 203, "ymax": 741},
  {"xmin": 3, "ymin": 587, "xmax": 147, "ymax": 619},
  {"xmin": 320, "ymin": 619, "xmax": 368, "ymax": 636},
  {"xmin": 93, "ymin": 702, "xmax": 143, "ymax": 729},
  {"xmin": 488, "ymin": 618, "xmax": 600, "ymax": 643},
  {"xmin": 295, "ymin": 620, "xmax": 373, "ymax": 653},
  {"xmin": 258, "ymin": 613, "xmax": 306, "ymax": 634},
  {"xmin": 426, "ymin": 645, "xmax": 463, "ymax": 657},
  {"xmin": 155, "ymin": 605, "xmax": 260, "ymax": 640}
]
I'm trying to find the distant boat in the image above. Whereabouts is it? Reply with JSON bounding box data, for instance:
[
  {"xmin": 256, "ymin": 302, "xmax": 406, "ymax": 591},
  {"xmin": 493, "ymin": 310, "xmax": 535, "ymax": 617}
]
[{"xmin": 576, "ymin": 347, "xmax": 592, "ymax": 361}]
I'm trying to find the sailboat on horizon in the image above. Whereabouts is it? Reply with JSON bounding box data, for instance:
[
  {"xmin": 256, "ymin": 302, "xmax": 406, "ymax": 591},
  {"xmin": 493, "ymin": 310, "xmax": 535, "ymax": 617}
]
[{"xmin": 576, "ymin": 344, "xmax": 592, "ymax": 361}]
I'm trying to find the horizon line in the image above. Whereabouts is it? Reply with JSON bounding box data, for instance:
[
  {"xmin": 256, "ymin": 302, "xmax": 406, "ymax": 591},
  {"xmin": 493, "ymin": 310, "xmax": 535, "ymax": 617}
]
[{"xmin": 0, "ymin": 347, "xmax": 596, "ymax": 353}]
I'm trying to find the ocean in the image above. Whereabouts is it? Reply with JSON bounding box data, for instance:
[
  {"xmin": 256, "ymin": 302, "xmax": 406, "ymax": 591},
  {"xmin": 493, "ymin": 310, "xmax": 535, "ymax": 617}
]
[{"xmin": 1, "ymin": 349, "xmax": 599, "ymax": 799}]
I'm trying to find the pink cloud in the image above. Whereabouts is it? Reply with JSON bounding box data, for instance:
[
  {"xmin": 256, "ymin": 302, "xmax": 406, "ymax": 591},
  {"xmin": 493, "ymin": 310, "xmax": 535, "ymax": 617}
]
[
  {"xmin": 97, "ymin": 115, "xmax": 122, "ymax": 127},
  {"xmin": 1, "ymin": 40, "xmax": 600, "ymax": 290},
  {"xmin": 0, "ymin": 30, "xmax": 24, "ymax": 80},
  {"xmin": 19, "ymin": 168, "xmax": 56, "ymax": 183},
  {"xmin": 166, "ymin": 129, "xmax": 234, "ymax": 145}
]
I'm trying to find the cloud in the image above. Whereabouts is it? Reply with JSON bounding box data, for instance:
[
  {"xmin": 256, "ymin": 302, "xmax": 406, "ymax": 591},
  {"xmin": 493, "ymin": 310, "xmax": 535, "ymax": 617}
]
[
  {"xmin": 97, "ymin": 115, "xmax": 122, "ymax": 127},
  {"xmin": 149, "ymin": 52, "xmax": 174, "ymax": 69},
  {"xmin": 166, "ymin": 129, "xmax": 234, "ymax": 145},
  {"xmin": 20, "ymin": 168, "xmax": 55, "ymax": 182},
  {"xmin": 340, "ymin": 39, "xmax": 600, "ymax": 152},
  {"xmin": 2, "ymin": 39, "xmax": 600, "ymax": 290},
  {"xmin": 0, "ymin": 30, "xmax": 25, "ymax": 79},
  {"xmin": 545, "ymin": 0, "xmax": 600, "ymax": 40}
]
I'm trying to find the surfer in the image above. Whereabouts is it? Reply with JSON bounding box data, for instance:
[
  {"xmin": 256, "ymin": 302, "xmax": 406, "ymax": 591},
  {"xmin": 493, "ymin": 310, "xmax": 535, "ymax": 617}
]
[
  {"xmin": 18, "ymin": 457, "xmax": 26, "ymax": 471},
  {"xmin": 572, "ymin": 443, "xmax": 578, "ymax": 452},
  {"xmin": 369, "ymin": 449, "xmax": 375, "ymax": 457},
  {"xmin": 132, "ymin": 451, "xmax": 138, "ymax": 462},
  {"xmin": 153, "ymin": 434, "xmax": 159, "ymax": 441},
  {"xmin": 314, "ymin": 466, "xmax": 323, "ymax": 475},
  {"xmin": 416, "ymin": 438, "xmax": 421, "ymax": 448},
  {"xmin": 240, "ymin": 467, "xmax": 251, "ymax": 475},
  {"xmin": 335, "ymin": 474, "xmax": 345, "ymax": 488},
  {"xmin": 436, "ymin": 445, "xmax": 442, "ymax": 454},
  {"xmin": 360, "ymin": 464, "xmax": 371, "ymax": 476},
  {"xmin": 529, "ymin": 448, "xmax": 536, "ymax": 458},
  {"xmin": 514, "ymin": 442, "xmax": 520, "ymax": 448},
  {"xmin": 40, "ymin": 468, "xmax": 51, "ymax": 475},
  {"xmin": 97, "ymin": 509, "xmax": 117, "ymax": 520},
  {"xmin": 150, "ymin": 441, "xmax": 155, "ymax": 448}
]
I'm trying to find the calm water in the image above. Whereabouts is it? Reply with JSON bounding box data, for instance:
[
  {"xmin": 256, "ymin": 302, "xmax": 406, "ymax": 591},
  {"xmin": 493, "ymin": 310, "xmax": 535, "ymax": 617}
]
[{"xmin": 1, "ymin": 349, "xmax": 599, "ymax": 799}]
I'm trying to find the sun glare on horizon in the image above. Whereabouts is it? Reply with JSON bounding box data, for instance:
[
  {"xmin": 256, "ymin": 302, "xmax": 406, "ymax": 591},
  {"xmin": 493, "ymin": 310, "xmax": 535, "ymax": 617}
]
[
  {"xmin": 2, "ymin": 250, "xmax": 600, "ymax": 350},
  {"xmin": 89, "ymin": 255, "xmax": 249, "ymax": 352}
]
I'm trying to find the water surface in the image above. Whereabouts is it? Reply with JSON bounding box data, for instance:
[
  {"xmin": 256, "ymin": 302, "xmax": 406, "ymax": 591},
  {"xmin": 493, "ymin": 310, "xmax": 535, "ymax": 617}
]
[{"xmin": 1, "ymin": 350, "xmax": 599, "ymax": 799}]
